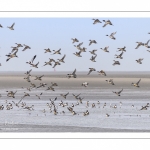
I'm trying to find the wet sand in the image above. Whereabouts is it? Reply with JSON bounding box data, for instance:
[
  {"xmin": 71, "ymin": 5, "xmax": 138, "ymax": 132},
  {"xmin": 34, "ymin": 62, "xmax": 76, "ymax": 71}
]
[{"xmin": 0, "ymin": 71, "xmax": 150, "ymax": 132}]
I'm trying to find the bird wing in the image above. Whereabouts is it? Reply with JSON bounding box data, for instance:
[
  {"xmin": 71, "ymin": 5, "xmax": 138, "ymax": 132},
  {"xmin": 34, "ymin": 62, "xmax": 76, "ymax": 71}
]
[
  {"xmin": 135, "ymin": 43, "xmax": 141, "ymax": 49},
  {"xmin": 103, "ymin": 23, "xmax": 107, "ymax": 27},
  {"xmin": 136, "ymin": 79, "xmax": 141, "ymax": 85},
  {"xmin": 118, "ymin": 89, "xmax": 123, "ymax": 94},
  {"xmin": 87, "ymin": 70, "xmax": 92, "ymax": 75},
  {"xmin": 72, "ymin": 69, "xmax": 76, "ymax": 75},
  {"xmin": 31, "ymin": 55, "xmax": 36, "ymax": 63},
  {"xmin": 119, "ymin": 52, "xmax": 123, "ymax": 56},
  {"xmin": 11, "ymin": 23, "xmax": 15, "ymax": 28}
]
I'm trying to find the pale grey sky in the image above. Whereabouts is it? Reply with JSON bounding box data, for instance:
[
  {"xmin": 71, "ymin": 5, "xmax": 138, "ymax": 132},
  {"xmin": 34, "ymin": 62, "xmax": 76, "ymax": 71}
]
[{"xmin": 0, "ymin": 18, "xmax": 150, "ymax": 72}]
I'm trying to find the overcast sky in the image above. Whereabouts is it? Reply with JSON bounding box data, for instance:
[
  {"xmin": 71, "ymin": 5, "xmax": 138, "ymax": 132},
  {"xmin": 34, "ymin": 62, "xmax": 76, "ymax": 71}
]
[{"xmin": 0, "ymin": 18, "xmax": 150, "ymax": 72}]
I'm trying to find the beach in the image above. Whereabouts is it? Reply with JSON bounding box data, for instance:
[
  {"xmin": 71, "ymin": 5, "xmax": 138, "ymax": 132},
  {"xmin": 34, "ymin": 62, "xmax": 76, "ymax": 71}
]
[{"xmin": 0, "ymin": 71, "xmax": 150, "ymax": 132}]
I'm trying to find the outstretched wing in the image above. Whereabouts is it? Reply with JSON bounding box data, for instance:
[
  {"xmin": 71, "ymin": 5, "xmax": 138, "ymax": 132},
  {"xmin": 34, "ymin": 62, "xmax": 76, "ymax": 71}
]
[
  {"xmin": 72, "ymin": 69, "xmax": 76, "ymax": 75},
  {"xmin": 119, "ymin": 52, "xmax": 123, "ymax": 56},
  {"xmin": 136, "ymin": 79, "xmax": 141, "ymax": 85},
  {"xmin": 11, "ymin": 23, "xmax": 15, "ymax": 28},
  {"xmin": 31, "ymin": 55, "xmax": 36, "ymax": 63},
  {"xmin": 118, "ymin": 89, "xmax": 123, "ymax": 94}
]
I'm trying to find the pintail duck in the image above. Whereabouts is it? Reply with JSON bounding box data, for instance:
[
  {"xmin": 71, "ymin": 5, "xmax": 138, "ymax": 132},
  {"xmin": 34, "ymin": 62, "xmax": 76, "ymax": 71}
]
[
  {"xmin": 89, "ymin": 40, "xmax": 97, "ymax": 46},
  {"xmin": 53, "ymin": 61, "xmax": 61, "ymax": 68},
  {"xmin": 22, "ymin": 44, "xmax": 31, "ymax": 51},
  {"xmin": 46, "ymin": 86, "xmax": 55, "ymax": 91},
  {"xmin": 60, "ymin": 92, "xmax": 69, "ymax": 99},
  {"xmin": 67, "ymin": 68, "xmax": 77, "ymax": 78},
  {"xmin": 0, "ymin": 105, "xmax": 4, "ymax": 110},
  {"xmin": 36, "ymin": 83, "xmax": 47, "ymax": 88},
  {"xmin": 72, "ymin": 103, "xmax": 74, "ymax": 107},
  {"xmin": 34, "ymin": 75, "xmax": 44, "ymax": 81},
  {"xmin": 106, "ymin": 32, "xmax": 116, "ymax": 40},
  {"xmin": 97, "ymin": 70, "xmax": 106, "ymax": 76},
  {"xmin": 115, "ymin": 52, "xmax": 124, "ymax": 59},
  {"xmin": 30, "ymin": 61, "xmax": 39, "ymax": 68},
  {"xmin": 11, "ymin": 46, "xmax": 18, "ymax": 53},
  {"xmin": 89, "ymin": 49, "xmax": 97, "ymax": 55},
  {"xmin": 71, "ymin": 38, "xmax": 79, "ymax": 43},
  {"xmin": 135, "ymin": 42, "xmax": 144, "ymax": 49},
  {"xmin": 87, "ymin": 68, "xmax": 96, "ymax": 75},
  {"xmin": 92, "ymin": 18, "xmax": 102, "ymax": 24},
  {"xmin": 92, "ymin": 103, "xmax": 95, "ymax": 108},
  {"xmin": 82, "ymin": 82, "xmax": 89, "ymax": 87},
  {"xmin": 30, "ymin": 82, "xmax": 36, "ymax": 88},
  {"xmin": 6, "ymin": 50, "xmax": 18, "ymax": 62},
  {"xmin": 112, "ymin": 60, "xmax": 120, "ymax": 66},
  {"xmin": 15, "ymin": 43, "xmax": 23, "ymax": 47},
  {"xmin": 43, "ymin": 61, "xmax": 52, "ymax": 66},
  {"xmin": 24, "ymin": 75, "xmax": 31, "ymax": 82},
  {"xmin": 72, "ymin": 93, "xmax": 81, "ymax": 99},
  {"xmin": 131, "ymin": 79, "xmax": 141, "ymax": 87},
  {"xmin": 78, "ymin": 47, "xmax": 87, "ymax": 52},
  {"xmin": 7, "ymin": 23, "xmax": 15, "ymax": 30},
  {"xmin": 21, "ymin": 92, "xmax": 30, "ymax": 100},
  {"xmin": 117, "ymin": 46, "xmax": 126, "ymax": 52},
  {"xmin": 105, "ymin": 79, "xmax": 115, "ymax": 85},
  {"xmin": 35, "ymin": 93, "xmax": 43, "ymax": 99},
  {"xmin": 90, "ymin": 55, "xmax": 97, "ymax": 62},
  {"xmin": 78, "ymin": 97, "xmax": 84, "ymax": 103},
  {"xmin": 26, "ymin": 55, "xmax": 36, "ymax": 65},
  {"xmin": 100, "ymin": 46, "xmax": 109, "ymax": 52},
  {"xmin": 72, "ymin": 111, "xmax": 76, "ymax": 115},
  {"xmin": 136, "ymin": 58, "xmax": 143, "ymax": 64},
  {"xmin": 106, "ymin": 113, "xmax": 110, "ymax": 117},
  {"xmin": 52, "ymin": 48, "xmax": 61, "ymax": 55},
  {"xmin": 103, "ymin": 20, "xmax": 113, "ymax": 27},
  {"xmin": 24, "ymin": 69, "xmax": 32, "ymax": 76},
  {"xmin": 57, "ymin": 54, "xmax": 66, "ymax": 63},
  {"xmin": 83, "ymin": 110, "xmax": 89, "ymax": 116},
  {"xmin": 44, "ymin": 48, "xmax": 51, "ymax": 53},
  {"xmin": 6, "ymin": 90, "xmax": 17, "ymax": 98},
  {"xmin": 74, "ymin": 42, "xmax": 83, "ymax": 48},
  {"xmin": 23, "ymin": 105, "xmax": 34, "ymax": 111},
  {"xmin": 73, "ymin": 51, "xmax": 82, "ymax": 57},
  {"xmin": 51, "ymin": 82, "xmax": 58, "ymax": 86},
  {"xmin": 67, "ymin": 107, "xmax": 73, "ymax": 112},
  {"xmin": 112, "ymin": 89, "xmax": 123, "ymax": 96},
  {"xmin": 144, "ymin": 40, "xmax": 150, "ymax": 48}
]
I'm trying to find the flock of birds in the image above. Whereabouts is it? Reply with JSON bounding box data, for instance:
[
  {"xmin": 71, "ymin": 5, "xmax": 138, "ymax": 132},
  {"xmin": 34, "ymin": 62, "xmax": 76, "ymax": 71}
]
[{"xmin": 0, "ymin": 19, "xmax": 149, "ymax": 123}]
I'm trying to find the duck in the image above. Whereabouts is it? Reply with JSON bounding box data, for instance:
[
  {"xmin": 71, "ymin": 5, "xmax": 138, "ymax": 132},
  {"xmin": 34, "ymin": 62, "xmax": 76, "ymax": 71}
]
[
  {"xmin": 34, "ymin": 75, "xmax": 44, "ymax": 81},
  {"xmin": 89, "ymin": 40, "xmax": 97, "ymax": 46},
  {"xmin": 97, "ymin": 70, "xmax": 106, "ymax": 76},
  {"xmin": 117, "ymin": 46, "xmax": 126, "ymax": 52},
  {"xmin": 112, "ymin": 60, "xmax": 120, "ymax": 66},
  {"xmin": 131, "ymin": 79, "xmax": 141, "ymax": 87},
  {"xmin": 82, "ymin": 82, "xmax": 89, "ymax": 87},
  {"xmin": 115, "ymin": 52, "xmax": 124, "ymax": 59},
  {"xmin": 87, "ymin": 68, "xmax": 96, "ymax": 75},
  {"xmin": 89, "ymin": 49, "xmax": 97, "ymax": 55},
  {"xmin": 67, "ymin": 68, "xmax": 77, "ymax": 78},
  {"xmin": 112, "ymin": 89, "xmax": 123, "ymax": 96},
  {"xmin": 6, "ymin": 50, "xmax": 18, "ymax": 62},
  {"xmin": 15, "ymin": 43, "xmax": 23, "ymax": 47},
  {"xmin": 60, "ymin": 92, "xmax": 69, "ymax": 99},
  {"xmin": 73, "ymin": 51, "xmax": 82, "ymax": 57},
  {"xmin": 100, "ymin": 46, "xmax": 109, "ymax": 52},
  {"xmin": 71, "ymin": 38, "xmax": 79, "ymax": 43},
  {"xmin": 7, "ymin": 23, "xmax": 15, "ymax": 30},
  {"xmin": 45, "ymin": 86, "xmax": 55, "ymax": 91},
  {"xmin": 106, "ymin": 32, "xmax": 116, "ymax": 40},
  {"xmin": 90, "ymin": 55, "xmax": 97, "ymax": 62},
  {"xmin": 72, "ymin": 93, "xmax": 81, "ymax": 99},
  {"xmin": 135, "ymin": 42, "xmax": 144, "ymax": 49},
  {"xmin": 105, "ymin": 79, "xmax": 115, "ymax": 85},
  {"xmin": 103, "ymin": 20, "xmax": 113, "ymax": 27},
  {"xmin": 52, "ymin": 48, "xmax": 61, "ymax": 55},
  {"xmin": 57, "ymin": 54, "xmax": 66, "ymax": 63},
  {"xmin": 22, "ymin": 44, "xmax": 31, "ymax": 51},
  {"xmin": 53, "ymin": 61, "xmax": 61, "ymax": 68},
  {"xmin": 44, "ymin": 48, "xmax": 51, "ymax": 53},
  {"xmin": 92, "ymin": 18, "xmax": 102, "ymax": 24},
  {"xmin": 136, "ymin": 58, "xmax": 143, "ymax": 64}
]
